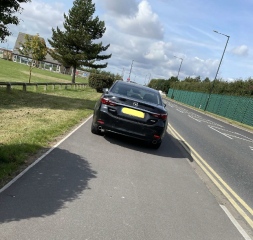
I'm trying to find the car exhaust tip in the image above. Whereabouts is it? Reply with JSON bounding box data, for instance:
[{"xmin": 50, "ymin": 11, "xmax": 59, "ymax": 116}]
[
  {"xmin": 152, "ymin": 140, "xmax": 157, "ymax": 145},
  {"xmin": 98, "ymin": 126, "xmax": 102, "ymax": 131}
]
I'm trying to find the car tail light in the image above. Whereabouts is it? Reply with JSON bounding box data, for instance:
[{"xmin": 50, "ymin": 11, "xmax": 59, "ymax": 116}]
[
  {"xmin": 97, "ymin": 121, "xmax": 104, "ymax": 124},
  {"xmin": 154, "ymin": 135, "xmax": 160, "ymax": 138},
  {"xmin": 101, "ymin": 97, "xmax": 117, "ymax": 106},
  {"xmin": 151, "ymin": 113, "xmax": 167, "ymax": 120}
]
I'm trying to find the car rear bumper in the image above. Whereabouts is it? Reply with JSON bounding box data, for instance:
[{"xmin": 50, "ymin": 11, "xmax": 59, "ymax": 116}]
[{"xmin": 93, "ymin": 110, "xmax": 166, "ymax": 142}]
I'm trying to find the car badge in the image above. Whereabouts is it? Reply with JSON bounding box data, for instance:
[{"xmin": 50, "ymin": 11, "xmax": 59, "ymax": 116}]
[{"xmin": 133, "ymin": 102, "xmax": 138, "ymax": 107}]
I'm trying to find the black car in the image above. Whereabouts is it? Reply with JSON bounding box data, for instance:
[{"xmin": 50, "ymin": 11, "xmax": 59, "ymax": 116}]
[{"xmin": 91, "ymin": 81, "xmax": 168, "ymax": 149}]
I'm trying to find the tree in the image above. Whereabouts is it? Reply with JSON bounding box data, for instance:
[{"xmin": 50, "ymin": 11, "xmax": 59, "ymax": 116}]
[
  {"xmin": 19, "ymin": 34, "xmax": 47, "ymax": 83},
  {"xmin": 203, "ymin": 77, "xmax": 210, "ymax": 83},
  {"xmin": 48, "ymin": 0, "xmax": 111, "ymax": 83},
  {"xmin": 0, "ymin": 0, "xmax": 30, "ymax": 42}
]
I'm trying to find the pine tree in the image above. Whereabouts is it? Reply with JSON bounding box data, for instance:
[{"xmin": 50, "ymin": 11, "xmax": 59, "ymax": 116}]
[{"xmin": 48, "ymin": 0, "xmax": 111, "ymax": 83}]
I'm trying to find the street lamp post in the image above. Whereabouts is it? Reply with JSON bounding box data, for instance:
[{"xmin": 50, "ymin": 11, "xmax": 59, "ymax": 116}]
[
  {"xmin": 148, "ymin": 73, "xmax": 152, "ymax": 84},
  {"xmin": 175, "ymin": 56, "xmax": 184, "ymax": 79},
  {"xmin": 144, "ymin": 75, "xmax": 147, "ymax": 85},
  {"xmin": 121, "ymin": 68, "xmax": 125, "ymax": 80},
  {"xmin": 204, "ymin": 30, "xmax": 230, "ymax": 111},
  {"xmin": 171, "ymin": 56, "xmax": 184, "ymax": 98},
  {"xmin": 128, "ymin": 60, "xmax": 134, "ymax": 81}
]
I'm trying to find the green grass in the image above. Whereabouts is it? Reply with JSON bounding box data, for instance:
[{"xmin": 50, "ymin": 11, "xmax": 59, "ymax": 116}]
[
  {"xmin": 0, "ymin": 59, "xmax": 88, "ymax": 84},
  {"xmin": 165, "ymin": 96, "xmax": 253, "ymax": 132},
  {"xmin": 0, "ymin": 85, "xmax": 101, "ymax": 184}
]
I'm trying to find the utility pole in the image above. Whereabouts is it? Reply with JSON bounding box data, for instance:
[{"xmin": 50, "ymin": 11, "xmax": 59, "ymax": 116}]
[
  {"xmin": 128, "ymin": 60, "xmax": 134, "ymax": 80},
  {"xmin": 144, "ymin": 75, "xmax": 148, "ymax": 85},
  {"xmin": 171, "ymin": 56, "xmax": 184, "ymax": 98},
  {"xmin": 148, "ymin": 73, "xmax": 152, "ymax": 84},
  {"xmin": 121, "ymin": 68, "xmax": 125, "ymax": 80},
  {"xmin": 204, "ymin": 30, "xmax": 230, "ymax": 111},
  {"xmin": 174, "ymin": 56, "xmax": 184, "ymax": 79}
]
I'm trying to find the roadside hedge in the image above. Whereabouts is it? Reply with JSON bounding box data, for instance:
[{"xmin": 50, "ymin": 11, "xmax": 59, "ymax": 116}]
[
  {"xmin": 170, "ymin": 78, "xmax": 253, "ymax": 97},
  {"xmin": 148, "ymin": 77, "xmax": 178, "ymax": 93},
  {"xmin": 88, "ymin": 73, "xmax": 114, "ymax": 93}
]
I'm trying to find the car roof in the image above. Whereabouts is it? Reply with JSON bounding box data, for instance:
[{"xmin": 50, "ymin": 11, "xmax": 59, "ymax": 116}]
[{"xmin": 114, "ymin": 80, "xmax": 159, "ymax": 94}]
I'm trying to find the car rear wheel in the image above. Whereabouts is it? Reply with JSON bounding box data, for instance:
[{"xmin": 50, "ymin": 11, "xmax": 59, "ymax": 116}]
[
  {"xmin": 150, "ymin": 141, "xmax": 161, "ymax": 149},
  {"xmin": 91, "ymin": 123, "xmax": 99, "ymax": 134}
]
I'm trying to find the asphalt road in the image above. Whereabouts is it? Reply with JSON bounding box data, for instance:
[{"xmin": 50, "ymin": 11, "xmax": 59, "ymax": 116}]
[
  {"xmin": 164, "ymin": 99, "xmax": 253, "ymax": 222},
  {"xmin": 163, "ymin": 98, "xmax": 253, "ymax": 208},
  {"xmin": 0, "ymin": 117, "xmax": 246, "ymax": 240}
]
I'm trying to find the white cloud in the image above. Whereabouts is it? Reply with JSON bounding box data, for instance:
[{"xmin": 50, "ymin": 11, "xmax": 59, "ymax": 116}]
[
  {"xmin": 117, "ymin": 0, "xmax": 164, "ymax": 40},
  {"xmin": 6, "ymin": 1, "xmax": 65, "ymax": 46},
  {"xmin": 144, "ymin": 41, "xmax": 173, "ymax": 61},
  {"xmin": 194, "ymin": 57, "xmax": 204, "ymax": 62},
  {"xmin": 231, "ymin": 45, "xmax": 249, "ymax": 56},
  {"xmin": 4, "ymin": 0, "xmax": 221, "ymax": 84},
  {"xmin": 226, "ymin": 78, "xmax": 235, "ymax": 82},
  {"xmin": 101, "ymin": 26, "xmax": 219, "ymax": 83},
  {"xmin": 97, "ymin": 0, "xmax": 138, "ymax": 16}
]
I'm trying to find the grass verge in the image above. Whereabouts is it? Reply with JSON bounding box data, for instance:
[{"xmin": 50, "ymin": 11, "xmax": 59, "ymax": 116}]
[
  {"xmin": 0, "ymin": 59, "xmax": 88, "ymax": 84},
  {"xmin": 165, "ymin": 96, "xmax": 253, "ymax": 132},
  {"xmin": 0, "ymin": 86, "xmax": 101, "ymax": 184}
]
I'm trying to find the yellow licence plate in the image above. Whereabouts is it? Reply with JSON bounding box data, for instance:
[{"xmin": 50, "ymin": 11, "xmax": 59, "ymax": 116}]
[{"xmin": 122, "ymin": 107, "xmax": 145, "ymax": 118}]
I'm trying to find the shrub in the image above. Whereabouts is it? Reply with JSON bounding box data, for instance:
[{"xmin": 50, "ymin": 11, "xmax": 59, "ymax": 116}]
[
  {"xmin": 88, "ymin": 73, "xmax": 114, "ymax": 93},
  {"xmin": 148, "ymin": 77, "xmax": 178, "ymax": 93}
]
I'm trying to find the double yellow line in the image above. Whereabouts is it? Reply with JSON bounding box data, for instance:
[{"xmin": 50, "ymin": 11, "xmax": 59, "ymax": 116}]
[{"xmin": 167, "ymin": 122, "xmax": 253, "ymax": 229}]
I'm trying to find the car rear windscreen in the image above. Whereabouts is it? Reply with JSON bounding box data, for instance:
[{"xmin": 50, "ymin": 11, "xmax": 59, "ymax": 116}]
[{"xmin": 111, "ymin": 83, "xmax": 161, "ymax": 105}]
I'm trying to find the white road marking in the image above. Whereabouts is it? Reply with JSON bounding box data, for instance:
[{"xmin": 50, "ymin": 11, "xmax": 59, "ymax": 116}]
[
  {"xmin": 209, "ymin": 125, "xmax": 234, "ymax": 139},
  {"xmin": 188, "ymin": 115, "xmax": 202, "ymax": 122},
  {"xmin": 0, "ymin": 115, "xmax": 93, "ymax": 194},
  {"xmin": 220, "ymin": 205, "xmax": 252, "ymax": 240},
  {"xmin": 166, "ymin": 100, "xmax": 223, "ymax": 127},
  {"xmin": 209, "ymin": 125, "xmax": 253, "ymax": 143}
]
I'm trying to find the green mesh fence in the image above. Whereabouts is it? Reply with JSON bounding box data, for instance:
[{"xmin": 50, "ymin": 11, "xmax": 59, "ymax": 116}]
[
  {"xmin": 242, "ymin": 98, "xmax": 253, "ymax": 126},
  {"xmin": 167, "ymin": 89, "xmax": 253, "ymax": 127},
  {"xmin": 225, "ymin": 96, "xmax": 240, "ymax": 120}
]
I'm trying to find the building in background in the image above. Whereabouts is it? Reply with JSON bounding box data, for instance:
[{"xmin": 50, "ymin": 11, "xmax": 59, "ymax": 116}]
[
  {"xmin": 0, "ymin": 48, "xmax": 13, "ymax": 61},
  {"xmin": 12, "ymin": 32, "xmax": 73, "ymax": 75}
]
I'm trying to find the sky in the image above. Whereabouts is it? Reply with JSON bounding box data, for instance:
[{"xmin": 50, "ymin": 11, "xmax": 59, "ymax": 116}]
[{"xmin": 2, "ymin": 0, "xmax": 253, "ymax": 84}]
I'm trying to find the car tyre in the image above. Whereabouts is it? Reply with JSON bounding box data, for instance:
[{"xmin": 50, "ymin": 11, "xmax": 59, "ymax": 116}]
[
  {"xmin": 91, "ymin": 123, "xmax": 99, "ymax": 134},
  {"xmin": 151, "ymin": 142, "xmax": 161, "ymax": 149}
]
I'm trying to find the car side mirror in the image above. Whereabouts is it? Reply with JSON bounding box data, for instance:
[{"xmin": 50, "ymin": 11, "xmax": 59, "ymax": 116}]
[
  {"xmin": 103, "ymin": 88, "xmax": 109, "ymax": 94},
  {"xmin": 164, "ymin": 103, "xmax": 166, "ymax": 107}
]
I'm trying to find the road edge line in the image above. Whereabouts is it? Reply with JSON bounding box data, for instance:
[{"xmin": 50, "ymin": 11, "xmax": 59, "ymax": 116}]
[
  {"xmin": 0, "ymin": 115, "xmax": 93, "ymax": 194},
  {"xmin": 167, "ymin": 121, "xmax": 253, "ymax": 217},
  {"xmin": 167, "ymin": 124, "xmax": 253, "ymax": 229},
  {"xmin": 220, "ymin": 205, "xmax": 252, "ymax": 240}
]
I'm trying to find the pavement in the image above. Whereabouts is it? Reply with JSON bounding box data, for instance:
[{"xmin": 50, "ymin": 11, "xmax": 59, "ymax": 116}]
[{"xmin": 0, "ymin": 116, "xmax": 248, "ymax": 240}]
